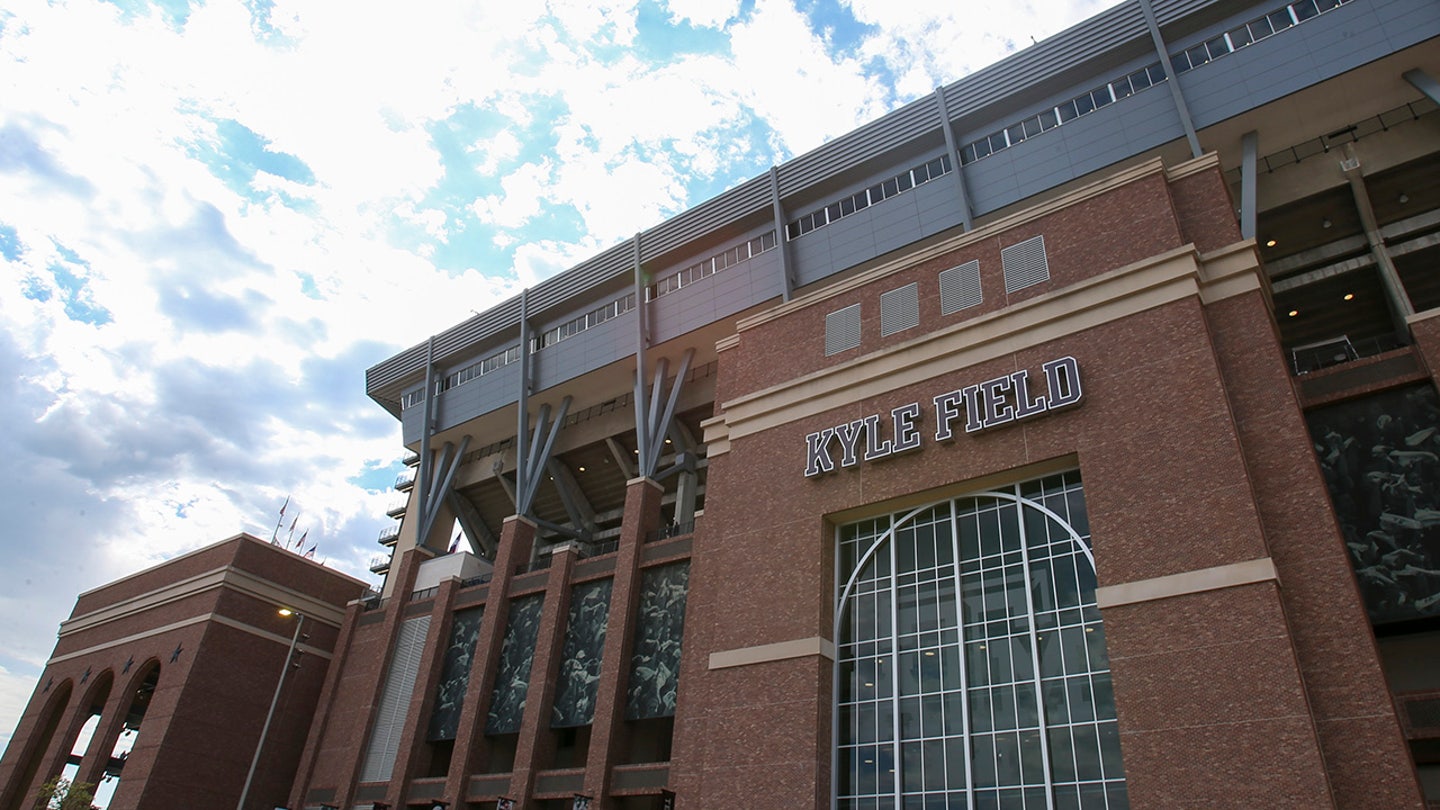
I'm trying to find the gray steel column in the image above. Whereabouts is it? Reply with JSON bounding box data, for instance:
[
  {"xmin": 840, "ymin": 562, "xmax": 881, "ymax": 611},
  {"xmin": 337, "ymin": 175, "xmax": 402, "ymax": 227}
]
[
  {"xmin": 632, "ymin": 232, "xmax": 651, "ymax": 474},
  {"xmin": 770, "ymin": 166, "xmax": 796, "ymax": 301},
  {"xmin": 516, "ymin": 288, "xmax": 531, "ymax": 519},
  {"xmin": 934, "ymin": 87, "xmax": 974, "ymax": 231},
  {"xmin": 1138, "ymin": 0, "xmax": 1203, "ymax": 159},
  {"xmin": 413, "ymin": 336, "xmax": 437, "ymax": 553},
  {"xmin": 1240, "ymin": 131, "xmax": 1258, "ymax": 241}
]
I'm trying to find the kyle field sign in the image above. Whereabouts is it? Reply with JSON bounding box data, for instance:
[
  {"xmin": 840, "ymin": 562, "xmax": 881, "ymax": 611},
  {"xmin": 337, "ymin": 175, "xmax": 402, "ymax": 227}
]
[{"xmin": 804, "ymin": 356, "xmax": 1083, "ymax": 477}]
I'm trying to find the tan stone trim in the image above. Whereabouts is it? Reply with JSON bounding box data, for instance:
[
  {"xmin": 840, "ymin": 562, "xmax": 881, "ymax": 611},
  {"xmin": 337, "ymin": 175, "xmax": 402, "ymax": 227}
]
[
  {"xmin": 625, "ymin": 476, "xmax": 666, "ymax": 491},
  {"xmin": 1163, "ymin": 151, "xmax": 1222, "ymax": 181},
  {"xmin": 700, "ymin": 415, "xmax": 730, "ymax": 458},
  {"xmin": 708, "ymin": 636, "xmax": 836, "ymax": 670},
  {"xmin": 715, "ymin": 333, "xmax": 741, "ymax": 353},
  {"xmin": 1095, "ymin": 557, "xmax": 1278, "ymax": 609},
  {"xmin": 59, "ymin": 566, "xmax": 348, "ymax": 638},
  {"xmin": 47, "ymin": 612, "xmax": 334, "ymax": 666},
  {"xmin": 1405, "ymin": 306, "xmax": 1440, "ymax": 326},
  {"xmin": 1197, "ymin": 241, "xmax": 1265, "ymax": 303},
  {"xmin": 737, "ymin": 157, "xmax": 1170, "ymax": 330},
  {"xmin": 722, "ymin": 244, "xmax": 1213, "ymax": 441}
]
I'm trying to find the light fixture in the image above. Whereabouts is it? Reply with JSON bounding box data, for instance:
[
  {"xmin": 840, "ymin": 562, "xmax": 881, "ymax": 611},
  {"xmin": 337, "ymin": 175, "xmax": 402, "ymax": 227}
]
[
  {"xmin": 578, "ymin": 466, "xmax": 586, "ymax": 472},
  {"xmin": 1288, "ymin": 310, "xmax": 1299, "ymax": 317},
  {"xmin": 278, "ymin": 607, "xmax": 295, "ymax": 616},
  {"xmin": 1399, "ymin": 192, "xmax": 1410, "ymax": 204},
  {"xmin": 1265, "ymin": 239, "xmax": 1277, "ymax": 247},
  {"xmin": 1344, "ymin": 293, "xmax": 1354, "ymax": 301},
  {"xmin": 1322, "ymin": 217, "xmax": 1332, "ymax": 229},
  {"xmin": 428, "ymin": 802, "xmax": 450, "ymax": 810}
]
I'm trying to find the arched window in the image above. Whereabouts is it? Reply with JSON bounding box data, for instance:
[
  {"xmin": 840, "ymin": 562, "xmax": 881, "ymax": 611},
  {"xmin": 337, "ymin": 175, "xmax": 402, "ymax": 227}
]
[{"xmin": 834, "ymin": 471, "xmax": 1127, "ymax": 809}]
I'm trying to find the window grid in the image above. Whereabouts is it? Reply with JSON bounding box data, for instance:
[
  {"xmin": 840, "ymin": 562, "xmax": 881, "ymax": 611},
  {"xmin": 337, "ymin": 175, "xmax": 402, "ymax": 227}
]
[
  {"xmin": 958, "ymin": 0, "xmax": 1352, "ymax": 167},
  {"xmin": 787, "ymin": 155, "xmax": 953, "ymax": 241},
  {"xmin": 836, "ymin": 472, "xmax": 1126, "ymax": 810}
]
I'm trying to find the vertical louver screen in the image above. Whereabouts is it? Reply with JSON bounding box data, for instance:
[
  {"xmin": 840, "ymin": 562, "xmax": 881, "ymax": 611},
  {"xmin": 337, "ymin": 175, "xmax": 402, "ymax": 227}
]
[
  {"xmin": 938, "ymin": 260, "xmax": 983, "ymax": 314},
  {"xmin": 825, "ymin": 304, "xmax": 862, "ymax": 356},
  {"xmin": 1002, "ymin": 235, "xmax": 1049, "ymax": 293},
  {"xmin": 360, "ymin": 615, "xmax": 431, "ymax": 783},
  {"xmin": 880, "ymin": 283, "xmax": 920, "ymax": 337}
]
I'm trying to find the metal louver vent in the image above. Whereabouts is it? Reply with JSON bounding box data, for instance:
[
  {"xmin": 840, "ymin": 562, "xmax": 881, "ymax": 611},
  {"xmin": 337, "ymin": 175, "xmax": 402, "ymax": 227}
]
[
  {"xmin": 825, "ymin": 304, "xmax": 862, "ymax": 356},
  {"xmin": 1002, "ymin": 235, "xmax": 1049, "ymax": 293},
  {"xmin": 938, "ymin": 260, "xmax": 982, "ymax": 314},
  {"xmin": 360, "ymin": 615, "xmax": 431, "ymax": 783},
  {"xmin": 880, "ymin": 283, "xmax": 920, "ymax": 337}
]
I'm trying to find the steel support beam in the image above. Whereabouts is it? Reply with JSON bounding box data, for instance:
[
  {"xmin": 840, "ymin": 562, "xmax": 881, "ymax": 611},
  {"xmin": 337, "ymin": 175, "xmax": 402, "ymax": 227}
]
[
  {"xmin": 446, "ymin": 490, "xmax": 497, "ymax": 558},
  {"xmin": 636, "ymin": 349, "xmax": 694, "ymax": 478},
  {"xmin": 516, "ymin": 397, "xmax": 572, "ymax": 517},
  {"xmin": 1138, "ymin": 0, "xmax": 1202, "ymax": 159},
  {"xmin": 605, "ymin": 436, "xmax": 637, "ymax": 479},
  {"xmin": 418, "ymin": 437, "xmax": 470, "ymax": 549},
  {"xmin": 546, "ymin": 457, "xmax": 597, "ymax": 540},
  {"xmin": 934, "ymin": 87, "xmax": 974, "ymax": 231},
  {"xmin": 770, "ymin": 166, "xmax": 796, "ymax": 301},
  {"xmin": 1340, "ymin": 144, "xmax": 1415, "ymax": 337},
  {"xmin": 1240, "ymin": 131, "xmax": 1258, "ymax": 241}
]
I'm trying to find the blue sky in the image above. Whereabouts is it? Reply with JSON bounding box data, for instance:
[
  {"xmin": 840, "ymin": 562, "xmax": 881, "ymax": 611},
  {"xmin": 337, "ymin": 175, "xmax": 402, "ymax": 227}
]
[{"xmin": 0, "ymin": 0, "xmax": 1116, "ymax": 747}]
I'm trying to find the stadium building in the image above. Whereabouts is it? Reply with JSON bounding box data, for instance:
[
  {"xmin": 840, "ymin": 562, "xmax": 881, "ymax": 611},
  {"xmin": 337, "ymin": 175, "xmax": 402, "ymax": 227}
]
[{"xmin": 8, "ymin": 0, "xmax": 1440, "ymax": 807}]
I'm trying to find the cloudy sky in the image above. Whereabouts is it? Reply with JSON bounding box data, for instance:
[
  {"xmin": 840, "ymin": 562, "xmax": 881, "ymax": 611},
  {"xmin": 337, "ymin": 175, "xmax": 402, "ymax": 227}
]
[{"xmin": 0, "ymin": 0, "xmax": 1117, "ymax": 747}]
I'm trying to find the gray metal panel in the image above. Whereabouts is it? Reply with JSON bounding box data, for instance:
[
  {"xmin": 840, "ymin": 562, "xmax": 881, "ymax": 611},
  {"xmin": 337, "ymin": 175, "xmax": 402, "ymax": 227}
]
[
  {"xmin": 401, "ymin": 399, "xmax": 425, "ymax": 445},
  {"xmin": 793, "ymin": 234, "xmax": 836, "ymax": 288},
  {"xmin": 1183, "ymin": 0, "xmax": 1440, "ymax": 129},
  {"xmin": 914, "ymin": 181, "xmax": 965, "ymax": 237},
  {"xmin": 428, "ymin": 361, "xmax": 523, "ymax": 438},
  {"xmin": 534, "ymin": 312, "xmax": 634, "ymax": 390}
]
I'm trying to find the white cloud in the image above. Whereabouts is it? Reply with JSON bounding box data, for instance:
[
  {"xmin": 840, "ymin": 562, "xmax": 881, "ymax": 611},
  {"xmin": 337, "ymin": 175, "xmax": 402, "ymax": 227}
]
[
  {"xmin": 663, "ymin": 0, "xmax": 743, "ymax": 29},
  {"xmin": 725, "ymin": 1, "xmax": 890, "ymax": 155},
  {"xmin": 842, "ymin": 0, "xmax": 1119, "ymax": 99}
]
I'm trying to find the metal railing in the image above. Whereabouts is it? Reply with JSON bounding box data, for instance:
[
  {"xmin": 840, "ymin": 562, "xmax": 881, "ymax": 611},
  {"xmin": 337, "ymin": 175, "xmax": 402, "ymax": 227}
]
[
  {"xmin": 1290, "ymin": 334, "xmax": 1405, "ymax": 375},
  {"xmin": 646, "ymin": 519, "xmax": 695, "ymax": 544}
]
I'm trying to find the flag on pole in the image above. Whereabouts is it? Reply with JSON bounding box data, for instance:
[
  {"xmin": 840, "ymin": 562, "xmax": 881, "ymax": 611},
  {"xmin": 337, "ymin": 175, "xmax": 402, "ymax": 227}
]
[
  {"xmin": 304, "ymin": 544, "xmax": 317, "ymax": 559},
  {"xmin": 287, "ymin": 516, "xmax": 299, "ymax": 547},
  {"xmin": 270, "ymin": 496, "xmax": 290, "ymax": 544}
]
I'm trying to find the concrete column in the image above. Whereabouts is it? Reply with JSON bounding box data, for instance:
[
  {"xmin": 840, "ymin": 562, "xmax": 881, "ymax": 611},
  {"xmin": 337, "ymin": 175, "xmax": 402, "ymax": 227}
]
[
  {"xmin": 582, "ymin": 477, "xmax": 665, "ymax": 808},
  {"xmin": 443, "ymin": 516, "xmax": 537, "ymax": 803}
]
